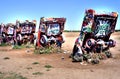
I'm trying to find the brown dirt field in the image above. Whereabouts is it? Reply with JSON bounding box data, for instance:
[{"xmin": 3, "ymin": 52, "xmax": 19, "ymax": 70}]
[{"xmin": 0, "ymin": 32, "xmax": 120, "ymax": 79}]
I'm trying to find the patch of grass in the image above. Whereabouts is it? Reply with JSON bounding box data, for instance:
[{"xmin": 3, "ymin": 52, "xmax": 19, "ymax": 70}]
[
  {"xmin": 34, "ymin": 46, "xmax": 53, "ymax": 54},
  {"xmin": 0, "ymin": 43, "xmax": 8, "ymax": 46},
  {"xmin": 32, "ymin": 62, "xmax": 39, "ymax": 65},
  {"xmin": 5, "ymin": 74, "xmax": 27, "ymax": 79},
  {"xmin": 0, "ymin": 71, "xmax": 4, "ymax": 78},
  {"xmin": 0, "ymin": 72, "xmax": 27, "ymax": 79},
  {"xmin": 25, "ymin": 45, "xmax": 30, "ymax": 48},
  {"xmin": 12, "ymin": 45, "xmax": 26, "ymax": 49},
  {"xmin": 3, "ymin": 57, "xmax": 10, "ymax": 60},
  {"xmin": 34, "ymin": 45, "xmax": 63, "ymax": 54},
  {"xmin": 32, "ymin": 72, "xmax": 43, "ymax": 75},
  {"xmin": 44, "ymin": 64, "xmax": 53, "ymax": 68},
  {"xmin": 26, "ymin": 44, "xmax": 34, "ymax": 48},
  {"xmin": 44, "ymin": 64, "xmax": 53, "ymax": 71}
]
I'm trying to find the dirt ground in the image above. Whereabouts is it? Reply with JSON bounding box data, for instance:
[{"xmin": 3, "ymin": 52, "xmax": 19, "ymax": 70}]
[{"xmin": 0, "ymin": 32, "xmax": 120, "ymax": 79}]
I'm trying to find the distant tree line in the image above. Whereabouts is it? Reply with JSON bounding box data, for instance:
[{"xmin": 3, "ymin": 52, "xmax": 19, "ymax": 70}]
[
  {"xmin": 115, "ymin": 30, "xmax": 120, "ymax": 32},
  {"xmin": 64, "ymin": 30, "xmax": 120, "ymax": 32},
  {"xmin": 64, "ymin": 30, "xmax": 80, "ymax": 32}
]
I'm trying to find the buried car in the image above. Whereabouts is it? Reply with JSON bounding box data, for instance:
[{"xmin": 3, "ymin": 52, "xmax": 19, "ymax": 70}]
[
  {"xmin": 36, "ymin": 17, "xmax": 66, "ymax": 48},
  {"xmin": 16, "ymin": 20, "xmax": 36, "ymax": 45},
  {"xmin": 0, "ymin": 23, "xmax": 6, "ymax": 44},
  {"xmin": 0, "ymin": 23, "xmax": 15, "ymax": 44},
  {"xmin": 71, "ymin": 9, "xmax": 118, "ymax": 63},
  {"xmin": 5, "ymin": 23, "xmax": 16, "ymax": 44}
]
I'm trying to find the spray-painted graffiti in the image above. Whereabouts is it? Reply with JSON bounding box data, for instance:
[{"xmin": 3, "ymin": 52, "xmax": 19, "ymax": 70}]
[
  {"xmin": 47, "ymin": 24, "xmax": 60, "ymax": 36},
  {"xmin": 95, "ymin": 20, "xmax": 110, "ymax": 36}
]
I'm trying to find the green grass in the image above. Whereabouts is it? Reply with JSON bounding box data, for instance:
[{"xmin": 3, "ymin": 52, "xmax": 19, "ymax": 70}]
[
  {"xmin": 44, "ymin": 64, "xmax": 53, "ymax": 68},
  {"xmin": 12, "ymin": 44, "xmax": 34, "ymax": 49},
  {"xmin": 32, "ymin": 72, "xmax": 43, "ymax": 75},
  {"xmin": 0, "ymin": 43, "xmax": 8, "ymax": 46},
  {"xmin": 0, "ymin": 72, "xmax": 27, "ymax": 79},
  {"xmin": 34, "ymin": 45, "xmax": 63, "ymax": 54},
  {"xmin": 26, "ymin": 44, "xmax": 35, "ymax": 48},
  {"xmin": 34, "ymin": 46, "xmax": 53, "ymax": 54},
  {"xmin": 32, "ymin": 62, "xmax": 39, "ymax": 65},
  {"xmin": 44, "ymin": 64, "xmax": 53, "ymax": 71},
  {"xmin": 12, "ymin": 45, "xmax": 26, "ymax": 49}
]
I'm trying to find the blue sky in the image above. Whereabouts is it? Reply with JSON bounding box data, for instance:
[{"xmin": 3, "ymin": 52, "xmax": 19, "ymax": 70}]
[{"xmin": 0, "ymin": 0, "xmax": 120, "ymax": 30}]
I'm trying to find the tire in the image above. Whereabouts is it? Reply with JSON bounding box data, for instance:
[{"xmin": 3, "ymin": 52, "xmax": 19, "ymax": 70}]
[
  {"xmin": 109, "ymin": 39, "xmax": 116, "ymax": 47},
  {"xmin": 40, "ymin": 35, "xmax": 48, "ymax": 47},
  {"xmin": 72, "ymin": 45, "xmax": 83, "ymax": 62},
  {"xmin": 16, "ymin": 34, "xmax": 22, "ymax": 45},
  {"xmin": 72, "ymin": 45, "xmax": 79, "ymax": 57},
  {"xmin": 30, "ymin": 34, "xmax": 34, "ymax": 44}
]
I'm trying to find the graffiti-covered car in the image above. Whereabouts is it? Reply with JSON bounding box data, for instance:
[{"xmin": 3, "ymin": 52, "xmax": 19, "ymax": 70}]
[
  {"xmin": 0, "ymin": 23, "xmax": 15, "ymax": 44},
  {"xmin": 16, "ymin": 20, "xmax": 36, "ymax": 45},
  {"xmin": 36, "ymin": 17, "xmax": 66, "ymax": 47},
  {"xmin": 6, "ymin": 23, "xmax": 16, "ymax": 44},
  {"xmin": 0, "ymin": 23, "xmax": 5, "ymax": 44},
  {"xmin": 71, "ymin": 9, "xmax": 118, "ymax": 62}
]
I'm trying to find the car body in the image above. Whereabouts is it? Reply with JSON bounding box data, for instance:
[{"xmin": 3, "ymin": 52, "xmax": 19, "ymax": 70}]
[
  {"xmin": 16, "ymin": 20, "xmax": 36, "ymax": 45},
  {"xmin": 0, "ymin": 23, "xmax": 15, "ymax": 44},
  {"xmin": 72, "ymin": 9, "xmax": 118, "ymax": 62},
  {"xmin": 36, "ymin": 17, "xmax": 66, "ymax": 47}
]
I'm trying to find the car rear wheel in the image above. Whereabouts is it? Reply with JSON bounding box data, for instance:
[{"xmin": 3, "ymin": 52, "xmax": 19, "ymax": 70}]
[{"xmin": 40, "ymin": 35, "xmax": 48, "ymax": 47}]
